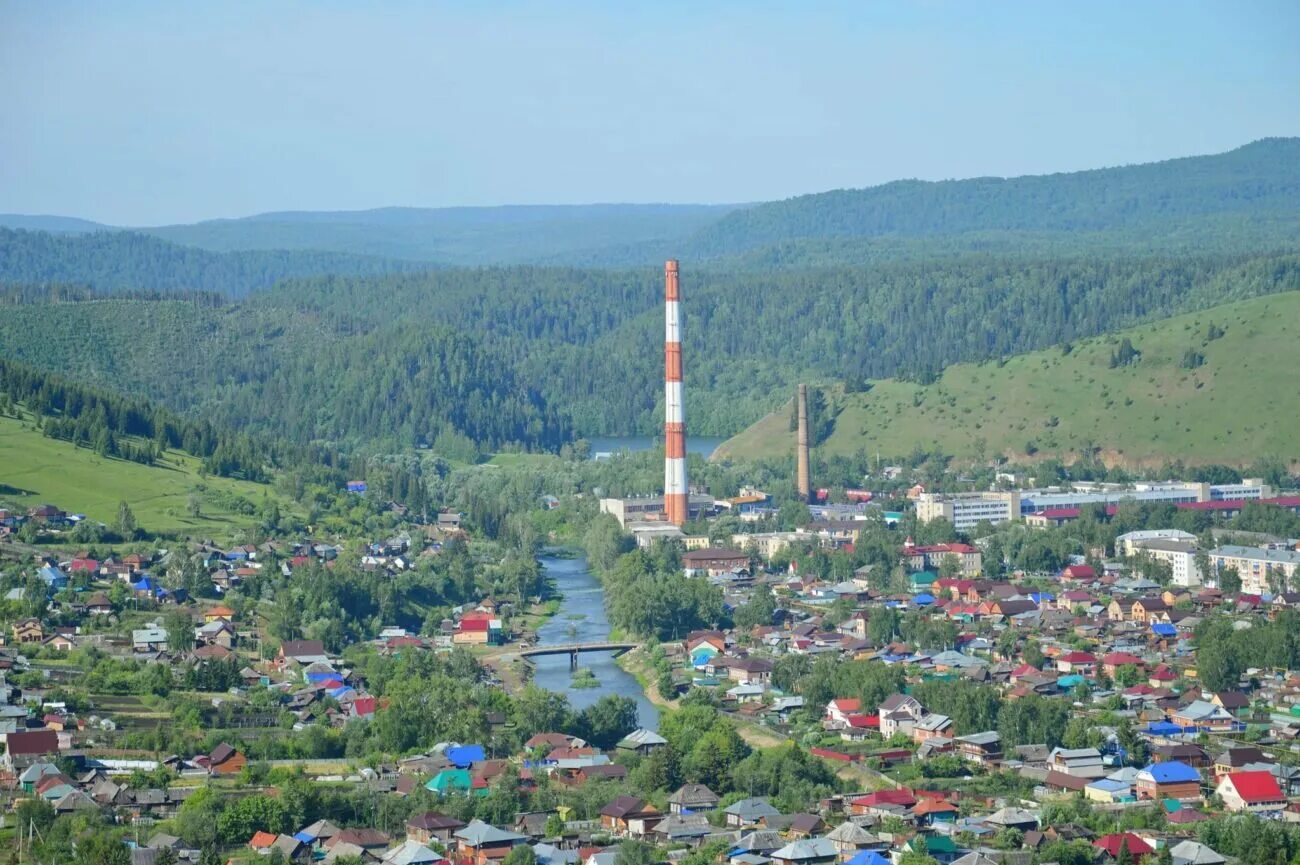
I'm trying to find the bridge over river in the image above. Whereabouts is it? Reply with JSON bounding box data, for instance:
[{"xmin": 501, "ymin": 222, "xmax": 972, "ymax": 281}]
[{"xmin": 519, "ymin": 641, "xmax": 641, "ymax": 669}]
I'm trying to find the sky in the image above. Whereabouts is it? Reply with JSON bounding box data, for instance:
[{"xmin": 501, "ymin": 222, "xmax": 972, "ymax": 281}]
[{"xmin": 2, "ymin": 1, "xmax": 1298, "ymax": 226}]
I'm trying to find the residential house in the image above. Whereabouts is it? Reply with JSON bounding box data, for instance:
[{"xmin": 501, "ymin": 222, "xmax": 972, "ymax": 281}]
[
  {"xmin": 407, "ymin": 812, "xmax": 466, "ymax": 844},
  {"xmin": 726, "ymin": 798, "xmax": 782, "ymax": 828},
  {"xmin": 825, "ymin": 699, "xmax": 862, "ymax": 728},
  {"xmin": 600, "ymin": 796, "xmax": 660, "ymax": 838},
  {"xmin": 668, "ymin": 784, "xmax": 719, "ymax": 815},
  {"xmin": 983, "ymin": 807, "xmax": 1038, "ymax": 832},
  {"xmin": 278, "ymin": 639, "xmax": 330, "ymax": 666},
  {"xmin": 1047, "ymin": 748, "xmax": 1105, "ymax": 779},
  {"xmin": 1216, "ymin": 771, "xmax": 1287, "ymax": 813},
  {"xmin": 956, "ymin": 732, "xmax": 1002, "ymax": 766},
  {"xmin": 12, "ymin": 619, "xmax": 44, "ymax": 644},
  {"xmin": 1169, "ymin": 841, "xmax": 1226, "ymax": 865},
  {"xmin": 770, "ymin": 838, "xmax": 838, "ymax": 865},
  {"xmin": 825, "ymin": 821, "xmax": 881, "ymax": 857},
  {"xmin": 878, "ymin": 694, "xmax": 926, "ymax": 737},
  {"xmin": 1055, "ymin": 652, "xmax": 1097, "ymax": 676},
  {"xmin": 912, "ymin": 713, "xmax": 954, "ymax": 743},
  {"xmin": 455, "ymin": 820, "xmax": 527, "ymax": 865},
  {"xmin": 1213, "ymin": 747, "xmax": 1267, "ymax": 779},
  {"xmin": 617, "ymin": 728, "xmax": 667, "ymax": 755},
  {"xmin": 208, "ymin": 743, "xmax": 247, "ymax": 775},
  {"xmin": 1135, "ymin": 762, "xmax": 1202, "ymax": 801},
  {"xmin": 1093, "ymin": 834, "xmax": 1154, "ymax": 862},
  {"xmin": 1171, "ymin": 701, "xmax": 1237, "ymax": 732},
  {"xmin": 1, "ymin": 730, "xmax": 60, "ymax": 770}
]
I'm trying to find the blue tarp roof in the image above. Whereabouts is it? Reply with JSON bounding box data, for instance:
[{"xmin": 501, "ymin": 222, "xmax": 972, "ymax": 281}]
[
  {"xmin": 1152, "ymin": 623, "xmax": 1177, "ymax": 636},
  {"xmin": 446, "ymin": 744, "xmax": 486, "ymax": 767},
  {"xmin": 1147, "ymin": 721, "xmax": 1183, "ymax": 735},
  {"xmin": 846, "ymin": 852, "xmax": 891, "ymax": 865},
  {"xmin": 913, "ymin": 594, "xmax": 936, "ymax": 605},
  {"xmin": 293, "ymin": 831, "xmax": 315, "ymax": 843}
]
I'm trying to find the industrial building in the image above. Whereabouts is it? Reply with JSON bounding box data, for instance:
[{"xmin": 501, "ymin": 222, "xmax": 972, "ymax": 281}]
[
  {"xmin": 918, "ymin": 480, "xmax": 1272, "ymax": 530},
  {"xmin": 599, "ymin": 494, "xmax": 716, "ymax": 527}
]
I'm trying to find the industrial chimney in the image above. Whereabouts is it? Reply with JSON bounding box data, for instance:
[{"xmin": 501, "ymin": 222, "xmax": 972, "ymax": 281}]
[
  {"xmin": 797, "ymin": 383, "xmax": 811, "ymax": 502},
  {"xmin": 664, "ymin": 260, "xmax": 688, "ymax": 526}
]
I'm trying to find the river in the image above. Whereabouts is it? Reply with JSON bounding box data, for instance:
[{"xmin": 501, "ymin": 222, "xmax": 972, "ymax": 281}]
[
  {"xmin": 531, "ymin": 555, "xmax": 659, "ymax": 730},
  {"xmin": 586, "ymin": 435, "xmax": 726, "ymax": 460}
]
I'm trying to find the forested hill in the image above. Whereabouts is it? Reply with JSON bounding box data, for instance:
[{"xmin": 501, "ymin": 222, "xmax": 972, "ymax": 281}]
[
  {"xmin": 683, "ymin": 138, "xmax": 1300, "ymax": 260},
  {"xmin": 0, "ymin": 250, "xmax": 1296, "ymax": 451},
  {"xmin": 8, "ymin": 140, "xmax": 1296, "ymax": 268},
  {"xmin": 133, "ymin": 203, "xmax": 740, "ymax": 266},
  {"xmin": 715, "ymin": 291, "xmax": 1300, "ymax": 466},
  {"xmin": 0, "ymin": 214, "xmax": 110, "ymax": 233},
  {"xmin": 0, "ymin": 228, "xmax": 429, "ymax": 297}
]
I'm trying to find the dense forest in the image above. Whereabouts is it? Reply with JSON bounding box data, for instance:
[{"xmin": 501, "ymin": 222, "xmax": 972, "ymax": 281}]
[
  {"xmin": 0, "ymin": 357, "xmax": 286, "ymax": 480},
  {"xmin": 1, "ymin": 249, "xmax": 1296, "ymax": 450},
  {"xmin": 0, "ymin": 228, "xmax": 426, "ymax": 297},
  {"xmin": 0, "ymin": 139, "xmax": 1297, "ymax": 452},
  {"xmin": 683, "ymin": 138, "xmax": 1300, "ymax": 259}
]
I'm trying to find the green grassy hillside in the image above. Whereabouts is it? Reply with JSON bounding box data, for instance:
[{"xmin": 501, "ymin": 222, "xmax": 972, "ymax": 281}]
[
  {"xmin": 0, "ymin": 410, "xmax": 288, "ymax": 540},
  {"xmin": 714, "ymin": 291, "xmax": 1300, "ymax": 467}
]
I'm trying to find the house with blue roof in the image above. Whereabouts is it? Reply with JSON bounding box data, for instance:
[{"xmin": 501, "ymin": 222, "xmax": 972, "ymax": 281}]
[
  {"xmin": 1136, "ymin": 761, "xmax": 1203, "ymax": 801},
  {"xmin": 445, "ymin": 744, "xmax": 486, "ymax": 768},
  {"xmin": 37, "ymin": 566, "xmax": 68, "ymax": 590}
]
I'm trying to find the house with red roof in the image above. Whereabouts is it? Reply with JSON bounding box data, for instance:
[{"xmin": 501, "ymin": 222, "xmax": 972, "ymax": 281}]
[
  {"xmin": 840, "ymin": 714, "xmax": 880, "ymax": 742},
  {"xmin": 1102, "ymin": 652, "xmax": 1146, "ymax": 677},
  {"xmin": 1217, "ymin": 771, "xmax": 1287, "ymax": 813},
  {"xmin": 1148, "ymin": 665, "xmax": 1178, "ymax": 688},
  {"xmin": 824, "ymin": 698, "xmax": 861, "ymax": 728},
  {"xmin": 1093, "ymin": 834, "xmax": 1153, "ymax": 861},
  {"xmin": 2, "ymin": 729, "xmax": 60, "ymax": 770},
  {"xmin": 849, "ymin": 788, "xmax": 916, "ymax": 817},
  {"xmin": 453, "ymin": 613, "xmax": 503, "ymax": 646},
  {"xmin": 1056, "ymin": 651, "xmax": 1097, "ymax": 675},
  {"xmin": 1061, "ymin": 564, "xmax": 1097, "ymax": 582},
  {"xmin": 249, "ymin": 831, "xmax": 278, "ymax": 851}
]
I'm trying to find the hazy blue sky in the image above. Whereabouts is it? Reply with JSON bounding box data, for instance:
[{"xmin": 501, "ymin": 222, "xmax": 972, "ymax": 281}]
[{"xmin": 3, "ymin": 1, "xmax": 1298, "ymax": 225}]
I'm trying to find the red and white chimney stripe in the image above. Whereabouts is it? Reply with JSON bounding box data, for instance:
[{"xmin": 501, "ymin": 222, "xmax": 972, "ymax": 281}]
[{"xmin": 664, "ymin": 259, "xmax": 688, "ymax": 526}]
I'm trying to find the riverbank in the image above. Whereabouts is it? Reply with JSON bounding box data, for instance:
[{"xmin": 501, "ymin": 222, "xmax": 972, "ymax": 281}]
[{"xmin": 615, "ymin": 647, "xmax": 789, "ymax": 749}]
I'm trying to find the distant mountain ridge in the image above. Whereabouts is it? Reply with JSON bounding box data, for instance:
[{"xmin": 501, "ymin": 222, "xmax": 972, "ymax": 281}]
[
  {"xmin": 0, "ymin": 228, "xmax": 427, "ymax": 298},
  {"xmin": 4, "ymin": 138, "xmax": 1296, "ymax": 267},
  {"xmin": 0, "ymin": 214, "xmax": 112, "ymax": 233},
  {"xmin": 682, "ymin": 138, "xmax": 1300, "ymax": 259}
]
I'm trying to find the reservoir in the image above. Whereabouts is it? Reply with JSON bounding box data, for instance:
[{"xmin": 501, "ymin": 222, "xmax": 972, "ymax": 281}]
[
  {"xmin": 531, "ymin": 555, "xmax": 659, "ymax": 730},
  {"xmin": 586, "ymin": 435, "xmax": 725, "ymax": 460}
]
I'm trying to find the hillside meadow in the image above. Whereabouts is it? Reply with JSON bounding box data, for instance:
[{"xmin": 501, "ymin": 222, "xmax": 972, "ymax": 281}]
[
  {"xmin": 0, "ymin": 410, "xmax": 291, "ymax": 540},
  {"xmin": 715, "ymin": 291, "xmax": 1300, "ymax": 467}
]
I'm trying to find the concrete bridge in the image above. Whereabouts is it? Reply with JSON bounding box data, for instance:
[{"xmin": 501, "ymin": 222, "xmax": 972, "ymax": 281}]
[{"xmin": 519, "ymin": 642, "xmax": 641, "ymax": 670}]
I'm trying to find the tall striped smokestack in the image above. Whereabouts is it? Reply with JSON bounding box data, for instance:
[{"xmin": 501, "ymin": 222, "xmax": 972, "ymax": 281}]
[
  {"xmin": 664, "ymin": 260, "xmax": 688, "ymax": 526},
  {"xmin": 797, "ymin": 384, "xmax": 811, "ymax": 502}
]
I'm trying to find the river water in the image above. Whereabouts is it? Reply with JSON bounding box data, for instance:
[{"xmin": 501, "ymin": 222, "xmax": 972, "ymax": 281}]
[
  {"xmin": 531, "ymin": 555, "xmax": 659, "ymax": 730},
  {"xmin": 586, "ymin": 435, "xmax": 726, "ymax": 460}
]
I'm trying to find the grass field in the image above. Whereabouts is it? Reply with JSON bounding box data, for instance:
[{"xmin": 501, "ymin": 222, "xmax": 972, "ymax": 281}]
[
  {"xmin": 0, "ymin": 410, "xmax": 293, "ymax": 540},
  {"xmin": 715, "ymin": 291, "xmax": 1300, "ymax": 467}
]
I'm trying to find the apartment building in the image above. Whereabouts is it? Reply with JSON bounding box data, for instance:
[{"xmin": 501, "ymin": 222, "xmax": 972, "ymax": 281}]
[
  {"xmin": 1129, "ymin": 538, "xmax": 1203, "ymax": 588},
  {"xmin": 1209, "ymin": 546, "xmax": 1300, "ymax": 596}
]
